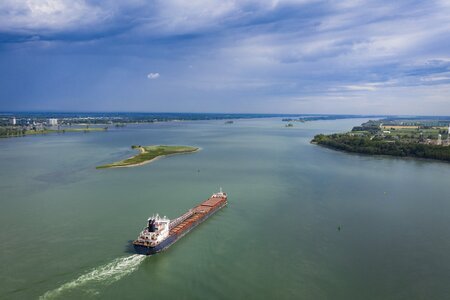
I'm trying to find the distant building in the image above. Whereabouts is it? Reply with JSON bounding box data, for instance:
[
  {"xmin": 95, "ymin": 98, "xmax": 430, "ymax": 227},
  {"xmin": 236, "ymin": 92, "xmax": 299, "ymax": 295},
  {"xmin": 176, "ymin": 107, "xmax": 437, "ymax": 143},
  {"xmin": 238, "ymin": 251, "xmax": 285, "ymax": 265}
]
[
  {"xmin": 437, "ymin": 134, "xmax": 442, "ymax": 145},
  {"xmin": 10, "ymin": 117, "xmax": 16, "ymax": 125},
  {"xmin": 48, "ymin": 118, "xmax": 58, "ymax": 126}
]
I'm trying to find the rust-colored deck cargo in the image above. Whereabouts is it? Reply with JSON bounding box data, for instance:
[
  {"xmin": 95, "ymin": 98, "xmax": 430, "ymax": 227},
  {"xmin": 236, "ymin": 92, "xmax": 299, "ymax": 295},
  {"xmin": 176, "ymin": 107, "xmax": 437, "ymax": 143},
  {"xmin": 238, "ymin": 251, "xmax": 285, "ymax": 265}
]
[{"xmin": 133, "ymin": 189, "xmax": 228, "ymax": 255}]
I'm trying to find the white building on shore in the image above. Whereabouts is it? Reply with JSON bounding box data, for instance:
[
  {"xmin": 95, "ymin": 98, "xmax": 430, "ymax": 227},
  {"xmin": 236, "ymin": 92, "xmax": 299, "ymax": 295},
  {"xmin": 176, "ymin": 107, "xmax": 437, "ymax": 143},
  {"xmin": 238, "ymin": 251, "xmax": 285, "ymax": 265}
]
[
  {"xmin": 10, "ymin": 117, "xmax": 16, "ymax": 125},
  {"xmin": 48, "ymin": 118, "xmax": 58, "ymax": 126}
]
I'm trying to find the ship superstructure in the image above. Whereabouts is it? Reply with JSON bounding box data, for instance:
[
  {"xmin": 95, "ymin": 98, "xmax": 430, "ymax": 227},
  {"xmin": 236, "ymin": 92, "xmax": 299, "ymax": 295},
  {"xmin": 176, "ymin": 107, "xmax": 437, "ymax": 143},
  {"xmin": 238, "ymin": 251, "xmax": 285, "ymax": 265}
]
[
  {"xmin": 134, "ymin": 214, "xmax": 170, "ymax": 247},
  {"xmin": 133, "ymin": 189, "xmax": 227, "ymax": 255}
]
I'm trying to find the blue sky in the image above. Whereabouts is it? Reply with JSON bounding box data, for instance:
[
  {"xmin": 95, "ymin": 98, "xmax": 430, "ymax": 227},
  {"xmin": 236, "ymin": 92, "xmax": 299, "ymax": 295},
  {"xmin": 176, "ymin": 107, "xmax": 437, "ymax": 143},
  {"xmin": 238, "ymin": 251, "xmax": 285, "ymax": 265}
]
[{"xmin": 1, "ymin": 0, "xmax": 450, "ymax": 114}]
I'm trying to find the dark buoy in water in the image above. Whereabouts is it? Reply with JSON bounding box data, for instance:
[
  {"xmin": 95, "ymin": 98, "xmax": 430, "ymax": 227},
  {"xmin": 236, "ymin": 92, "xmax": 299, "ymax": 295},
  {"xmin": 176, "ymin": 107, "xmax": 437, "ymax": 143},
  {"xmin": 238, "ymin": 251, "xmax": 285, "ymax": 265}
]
[
  {"xmin": 338, "ymin": 225, "xmax": 341, "ymax": 231},
  {"xmin": 197, "ymin": 169, "xmax": 200, "ymax": 173}
]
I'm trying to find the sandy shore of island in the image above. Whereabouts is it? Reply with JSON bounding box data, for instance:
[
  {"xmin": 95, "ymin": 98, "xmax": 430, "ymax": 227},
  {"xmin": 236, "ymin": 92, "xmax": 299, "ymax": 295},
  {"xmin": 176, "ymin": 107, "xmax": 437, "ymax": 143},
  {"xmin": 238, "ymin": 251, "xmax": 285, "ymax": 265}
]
[{"xmin": 99, "ymin": 147, "xmax": 201, "ymax": 169}]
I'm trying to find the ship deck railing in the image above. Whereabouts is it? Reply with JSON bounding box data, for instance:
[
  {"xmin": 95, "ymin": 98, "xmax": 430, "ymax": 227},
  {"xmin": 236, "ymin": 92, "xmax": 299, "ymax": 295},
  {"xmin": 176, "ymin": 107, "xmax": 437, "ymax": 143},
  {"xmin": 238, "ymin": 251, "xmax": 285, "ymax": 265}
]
[{"xmin": 169, "ymin": 209, "xmax": 194, "ymax": 229}]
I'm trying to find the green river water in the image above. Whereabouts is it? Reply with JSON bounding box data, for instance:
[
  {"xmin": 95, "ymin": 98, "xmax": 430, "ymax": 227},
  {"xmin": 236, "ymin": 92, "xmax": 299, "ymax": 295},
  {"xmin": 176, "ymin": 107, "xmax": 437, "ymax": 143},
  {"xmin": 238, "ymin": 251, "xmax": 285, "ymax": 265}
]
[{"xmin": 1, "ymin": 118, "xmax": 450, "ymax": 299}]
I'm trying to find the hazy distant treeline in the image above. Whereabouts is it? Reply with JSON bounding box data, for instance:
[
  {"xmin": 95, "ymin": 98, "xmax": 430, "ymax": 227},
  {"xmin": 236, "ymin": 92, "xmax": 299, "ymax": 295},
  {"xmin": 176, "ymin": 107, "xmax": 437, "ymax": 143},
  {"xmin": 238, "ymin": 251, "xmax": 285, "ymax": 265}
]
[{"xmin": 0, "ymin": 127, "xmax": 26, "ymax": 137}]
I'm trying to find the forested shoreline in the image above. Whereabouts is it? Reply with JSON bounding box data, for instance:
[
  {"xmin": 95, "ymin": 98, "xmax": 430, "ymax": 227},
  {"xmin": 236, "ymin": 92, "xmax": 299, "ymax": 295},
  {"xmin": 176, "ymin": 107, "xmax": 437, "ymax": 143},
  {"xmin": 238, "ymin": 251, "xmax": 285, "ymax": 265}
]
[{"xmin": 312, "ymin": 134, "xmax": 450, "ymax": 162}]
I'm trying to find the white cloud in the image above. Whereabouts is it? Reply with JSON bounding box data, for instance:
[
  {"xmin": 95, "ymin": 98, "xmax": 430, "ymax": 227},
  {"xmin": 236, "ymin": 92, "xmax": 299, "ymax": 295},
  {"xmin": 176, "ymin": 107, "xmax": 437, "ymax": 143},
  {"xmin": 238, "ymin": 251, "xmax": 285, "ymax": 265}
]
[
  {"xmin": 147, "ymin": 73, "xmax": 160, "ymax": 79},
  {"xmin": 148, "ymin": 0, "xmax": 318, "ymax": 34},
  {"xmin": 338, "ymin": 81, "xmax": 397, "ymax": 92},
  {"xmin": 0, "ymin": 0, "xmax": 108, "ymax": 33},
  {"xmin": 342, "ymin": 85, "xmax": 377, "ymax": 91},
  {"xmin": 420, "ymin": 73, "xmax": 450, "ymax": 82}
]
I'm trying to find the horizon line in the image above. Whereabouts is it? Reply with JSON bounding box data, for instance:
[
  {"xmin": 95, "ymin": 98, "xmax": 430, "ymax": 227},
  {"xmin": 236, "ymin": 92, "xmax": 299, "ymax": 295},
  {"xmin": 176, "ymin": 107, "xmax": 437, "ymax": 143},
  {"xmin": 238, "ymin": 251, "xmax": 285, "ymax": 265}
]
[{"xmin": 2, "ymin": 111, "xmax": 450, "ymax": 118}]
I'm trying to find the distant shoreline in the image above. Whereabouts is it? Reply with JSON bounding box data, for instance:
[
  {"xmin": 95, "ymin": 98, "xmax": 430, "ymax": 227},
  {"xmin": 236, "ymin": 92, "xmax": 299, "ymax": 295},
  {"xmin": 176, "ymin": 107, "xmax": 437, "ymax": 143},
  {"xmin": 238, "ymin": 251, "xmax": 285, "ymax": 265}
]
[{"xmin": 0, "ymin": 127, "xmax": 108, "ymax": 139}]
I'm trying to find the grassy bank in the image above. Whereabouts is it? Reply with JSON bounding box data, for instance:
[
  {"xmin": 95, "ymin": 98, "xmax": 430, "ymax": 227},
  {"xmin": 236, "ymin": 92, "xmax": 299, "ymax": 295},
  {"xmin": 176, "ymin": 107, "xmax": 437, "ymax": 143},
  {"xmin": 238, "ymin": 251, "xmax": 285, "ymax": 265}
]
[
  {"xmin": 0, "ymin": 127, "xmax": 107, "ymax": 138},
  {"xmin": 25, "ymin": 128, "xmax": 107, "ymax": 135},
  {"xmin": 96, "ymin": 145, "xmax": 199, "ymax": 169}
]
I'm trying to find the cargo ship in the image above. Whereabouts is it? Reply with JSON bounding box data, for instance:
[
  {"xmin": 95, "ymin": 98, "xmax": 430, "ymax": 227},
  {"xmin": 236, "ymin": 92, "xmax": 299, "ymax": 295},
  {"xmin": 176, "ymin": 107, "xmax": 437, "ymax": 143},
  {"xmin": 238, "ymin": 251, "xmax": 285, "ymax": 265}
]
[{"xmin": 133, "ymin": 189, "xmax": 227, "ymax": 255}]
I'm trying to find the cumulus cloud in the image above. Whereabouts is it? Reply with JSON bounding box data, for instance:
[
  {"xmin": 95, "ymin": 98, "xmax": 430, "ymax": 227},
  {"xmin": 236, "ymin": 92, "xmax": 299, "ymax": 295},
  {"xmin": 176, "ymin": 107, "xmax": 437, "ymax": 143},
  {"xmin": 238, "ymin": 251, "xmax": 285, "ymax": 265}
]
[{"xmin": 147, "ymin": 73, "xmax": 160, "ymax": 79}]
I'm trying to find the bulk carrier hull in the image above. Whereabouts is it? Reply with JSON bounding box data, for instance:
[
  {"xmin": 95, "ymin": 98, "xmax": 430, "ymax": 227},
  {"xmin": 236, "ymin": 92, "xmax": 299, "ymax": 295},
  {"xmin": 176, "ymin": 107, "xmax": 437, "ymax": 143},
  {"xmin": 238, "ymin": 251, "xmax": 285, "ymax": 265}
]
[{"xmin": 133, "ymin": 191, "xmax": 227, "ymax": 255}]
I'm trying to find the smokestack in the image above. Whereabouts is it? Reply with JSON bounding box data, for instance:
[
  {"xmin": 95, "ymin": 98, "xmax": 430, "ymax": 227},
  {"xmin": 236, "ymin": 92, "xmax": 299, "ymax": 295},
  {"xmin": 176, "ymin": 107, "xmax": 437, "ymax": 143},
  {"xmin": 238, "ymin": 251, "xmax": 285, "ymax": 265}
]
[{"xmin": 147, "ymin": 219, "xmax": 156, "ymax": 232}]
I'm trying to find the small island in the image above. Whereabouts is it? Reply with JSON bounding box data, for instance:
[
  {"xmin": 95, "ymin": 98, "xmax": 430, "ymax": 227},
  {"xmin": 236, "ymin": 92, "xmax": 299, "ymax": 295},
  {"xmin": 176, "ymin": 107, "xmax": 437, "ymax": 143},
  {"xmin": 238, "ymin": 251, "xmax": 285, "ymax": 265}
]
[
  {"xmin": 311, "ymin": 118, "xmax": 450, "ymax": 163},
  {"xmin": 96, "ymin": 145, "xmax": 199, "ymax": 169}
]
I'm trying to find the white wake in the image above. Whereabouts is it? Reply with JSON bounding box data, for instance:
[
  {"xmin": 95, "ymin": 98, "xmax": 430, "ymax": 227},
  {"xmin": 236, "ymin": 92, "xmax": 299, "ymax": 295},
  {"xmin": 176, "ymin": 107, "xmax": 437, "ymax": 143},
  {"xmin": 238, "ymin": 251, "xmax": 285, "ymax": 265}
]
[{"xmin": 40, "ymin": 255, "xmax": 146, "ymax": 299}]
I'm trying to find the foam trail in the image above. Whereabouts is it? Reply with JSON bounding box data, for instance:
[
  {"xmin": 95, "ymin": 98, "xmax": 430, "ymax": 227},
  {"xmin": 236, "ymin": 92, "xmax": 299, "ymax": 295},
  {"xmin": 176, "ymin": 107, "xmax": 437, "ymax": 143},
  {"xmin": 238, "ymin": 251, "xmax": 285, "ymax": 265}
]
[{"xmin": 40, "ymin": 254, "xmax": 146, "ymax": 299}]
